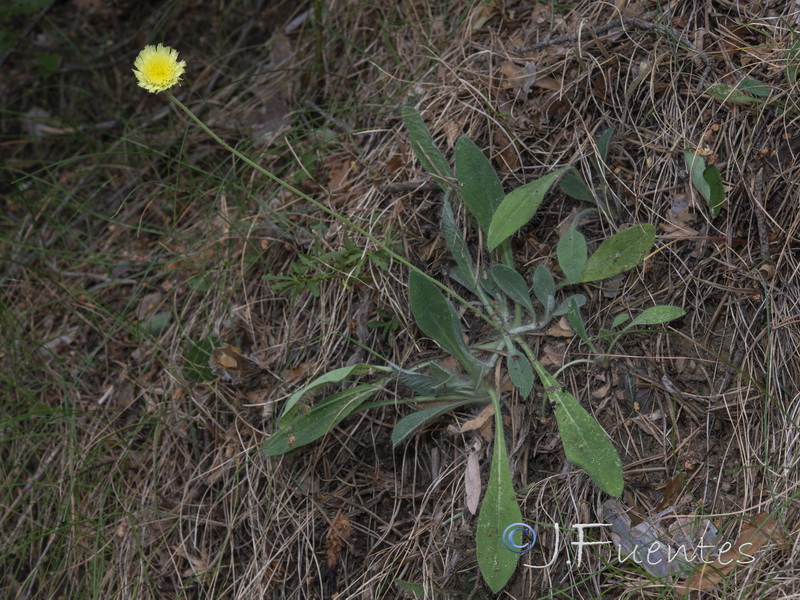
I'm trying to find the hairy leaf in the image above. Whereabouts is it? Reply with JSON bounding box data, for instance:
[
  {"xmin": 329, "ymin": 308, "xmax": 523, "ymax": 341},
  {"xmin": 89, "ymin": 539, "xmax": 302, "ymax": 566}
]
[
  {"xmin": 626, "ymin": 305, "xmax": 685, "ymax": 328},
  {"xmin": 402, "ymin": 105, "xmax": 453, "ymax": 191},
  {"xmin": 532, "ymin": 361, "xmax": 623, "ymax": 496},
  {"xmin": 505, "ymin": 337, "xmax": 533, "ymax": 397},
  {"xmin": 477, "ymin": 392, "xmax": 522, "ymax": 592},
  {"xmin": 455, "ymin": 136, "xmax": 505, "ymax": 235},
  {"xmin": 409, "ymin": 271, "xmax": 485, "ymax": 379},
  {"xmin": 577, "ymin": 225, "xmax": 655, "ymax": 283},
  {"xmin": 559, "ymin": 169, "xmax": 595, "ymax": 203},
  {"xmin": 280, "ymin": 363, "xmax": 383, "ymax": 423},
  {"xmin": 391, "ymin": 399, "xmax": 476, "ymax": 447},
  {"xmin": 557, "ymin": 220, "xmax": 588, "ymax": 284},
  {"xmin": 487, "ymin": 167, "xmax": 568, "ymax": 250},
  {"xmin": 264, "ymin": 382, "xmax": 385, "ymax": 456},
  {"xmin": 490, "ymin": 264, "xmax": 534, "ymax": 313},
  {"xmin": 703, "ymin": 164, "xmax": 725, "ymax": 218}
]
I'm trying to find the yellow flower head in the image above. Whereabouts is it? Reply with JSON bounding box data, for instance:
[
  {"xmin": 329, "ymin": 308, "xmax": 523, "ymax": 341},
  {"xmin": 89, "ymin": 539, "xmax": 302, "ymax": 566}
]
[{"xmin": 133, "ymin": 44, "xmax": 186, "ymax": 93}]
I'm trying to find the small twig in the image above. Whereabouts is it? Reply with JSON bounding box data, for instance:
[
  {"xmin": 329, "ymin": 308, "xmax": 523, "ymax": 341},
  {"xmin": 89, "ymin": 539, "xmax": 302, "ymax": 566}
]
[{"xmin": 513, "ymin": 17, "xmax": 715, "ymax": 81}]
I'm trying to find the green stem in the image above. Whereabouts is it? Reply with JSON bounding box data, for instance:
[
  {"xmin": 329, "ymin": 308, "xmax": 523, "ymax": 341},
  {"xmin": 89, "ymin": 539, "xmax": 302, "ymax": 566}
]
[{"xmin": 165, "ymin": 92, "xmax": 498, "ymax": 330}]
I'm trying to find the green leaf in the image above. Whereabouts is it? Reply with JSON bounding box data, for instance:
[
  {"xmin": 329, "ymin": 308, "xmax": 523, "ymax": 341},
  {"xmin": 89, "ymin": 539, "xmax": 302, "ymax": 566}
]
[
  {"xmin": 703, "ymin": 164, "xmax": 725, "ymax": 218},
  {"xmin": 626, "ymin": 305, "xmax": 685, "ymax": 328},
  {"xmin": 263, "ymin": 382, "xmax": 384, "ymax": 456},
  {"xmin": 577, "ymin": 225, "xmax": 655, "ymax": 283},
  {"xmin": 455, "ymin": 136, "xmax": 505, "ymax": 235},
  {"xmin": 505, "ymin": 337, "xmax": 533, "ymax": 397},
  {"xmin": 531, "ymin": 361, "xmax": 623, "ymax": 496},
  {"xmin": 402, "ymin": 105, "xmax": 453, "ymax": 191},
  {"xmin": 487, "ymin": 167, "xmax": 568, "ymax": 250},
  {"xmin": 490, "ymin": 264, "xmax": 534, "ymax": 313},
  {"xmin": 559, "ymin": 169, "xmax": 595, "ymax": 203},
  {"xmin": 442, "ymin": 199, "xmax": 476, "ymax": 287},
  {"xmin": 183, "ymin": 335, "xmax": 223, "ymax": 382},
  {"xmin": 477, "ymin": 392, "xmax": 522, "ymax": 592},
  {"xmin": 391, "ymin": 399, "xmax": 477, "ymax": 447},
  {"xmin": 557, "ymin": 220, "xmax": 588, "ymax": 284},
  {"xmin": 279, "ymin": 363, "xmax": 385, "ymax": 423},
  {"xmin": 409, "ymin": 270, "xmax": 485, "ymax": 379}
]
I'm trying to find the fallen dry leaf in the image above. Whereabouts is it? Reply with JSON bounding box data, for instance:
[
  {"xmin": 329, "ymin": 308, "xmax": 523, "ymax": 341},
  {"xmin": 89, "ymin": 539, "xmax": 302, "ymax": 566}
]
[
  {"xmin": 464, "ymin": 440, "xmax": 482, "ymax": 514},
  {"xmin": 460, "ymin": 404, "xmax": 494, "ymax": 434},
  {"xmin": 683, "ymin": 513, "xmax": 786, "ymax": 593}
]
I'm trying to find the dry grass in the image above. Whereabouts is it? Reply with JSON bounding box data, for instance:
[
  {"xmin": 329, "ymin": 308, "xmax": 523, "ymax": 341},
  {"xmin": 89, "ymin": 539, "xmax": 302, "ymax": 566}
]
[{"xmin": 2, "ymin": 0, "xmax": 799, "ymax": 598}]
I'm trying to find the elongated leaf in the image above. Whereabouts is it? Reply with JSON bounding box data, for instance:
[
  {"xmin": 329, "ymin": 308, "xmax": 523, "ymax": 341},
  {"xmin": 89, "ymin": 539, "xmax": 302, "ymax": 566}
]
[
  {"xmin": 626, "ymin": 305, "xmax": 685, "ymax": 328},
  {"xmin": 490, "ymin": 264, "xmax": 534, "ymax": 313},
  {"xmin": 737, "ymin": 77, "xmax": 770, "ymax": 97},
  {"xmin": 596, "ymin": 126, "xmax": 614, "ymax": 164},
  {"xmin": 557, "ymin": 221, "xmax": 588, "ymax": 283},
  {"xmin": 577, "ymin": 225, "xmax": 655, "ymax": 283},
  {"xmin": 409, "ymin": 270, "xmax": 485, "ymax": 379},
  {"xmin": 787, "ymin": 39, "xmax": 800, "ymax": 84},
  {"xmin": 611, "ymin": 313, "xmax": 630, "ymax": 329},
  {"xmin": 566, "ymin": 297, "xmax": 591, "ymax": 344},
  {"xmin": 553, "ymin": 293, "xmax": 585, "ymax": 316},
  {"xmin": 505, "ymin": 337, "xmax": 533, "ymax": 397},
  {"xmin": 264, "ymin": 382, "xmax": 384, "ymax": 456},
  {"xmin": 455, "ymin": 136, "xmax": 505, "ymax": 235},
  {"xmin": 449, "ymin": 265, "xmax": 480, "ymax": 296},
  {"xmin": 402, "ymin": 105, "xmax": 453, "ymax": 191},
  {"xmin": 531, "ymin": 361, "xmax": 623, "ymax": 496},
  {"xmin": 280, "ymin": 363, "xmax": 383, "ymax": 422},
  {"xmin": 442, "ymin": 199, "xmax": 476, "ymax": 287},
  {"xmin": 487, "ymin": 167, "xmax": 568, "ymax": 250},
  {"xmin": 703, "ymin": 164, "xmax": 725, "ymax": 218},
  {"xmin": 391, "ymin": 399, "xmax": 477, "ymax": 447},
  {"xmin": 477, "ymin": 392, "xmax": 522, "ymax": 592},
  {"xmin": 704, "ymin": 83, "xmax": 759, "ymax": 105},
  {"xmin": 392, "ymin": 364, "xmax": 471, "ymax": 396},
  {"xmin": 532, "ymin": 265, "xmax": 556, "ymax": 312},
  {"xmin": 559, "ymin": 169, "xmax": 595, "ymax": 203},
  {"xmin": 684, "ymin": 149, "xmax": 712, "ymax": 204}
]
